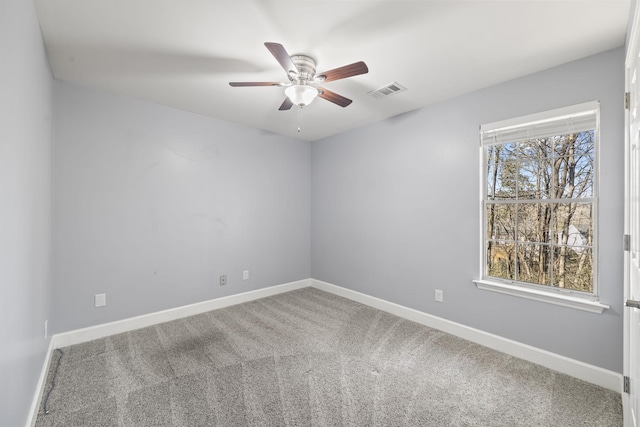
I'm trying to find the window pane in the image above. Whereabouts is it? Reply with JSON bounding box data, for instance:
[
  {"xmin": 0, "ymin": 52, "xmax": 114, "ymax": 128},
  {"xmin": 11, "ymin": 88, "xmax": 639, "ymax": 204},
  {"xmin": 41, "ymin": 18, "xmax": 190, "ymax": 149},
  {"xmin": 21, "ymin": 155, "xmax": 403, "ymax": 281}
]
[
  {"xmin": 517, "ymin": 157, "xmax": 538, "ymax": 199},
  {"xmin": 517, "ymin": 203, "xmax": 540, "ymax": 243},
  {"xmin": 518, "ymin": 139, "xmax": 541, "ymax": 158},
  {"xmin": 500, "ymin": 142, "xmax": 517, "ymax": 158},
  {"xmin": 516, "ymin": 243, "xmax": 551, "ymax": 286},
  {"xmin": 571, "ymin": 203, "xmax": 594, "ymax": 244},
  {"xmin": 573, "ymin": 130, "xmax": 595, "ymax": 157},
  {"xmin": 487, "ymin": 143, "xmax": 518, "ymax": 200},
  {"xmin": 552, "ymin": 131, "xmax": 595, "ymax": 199},
  {"xmin": 574, "ymin": 151, "xmax": 595, "ymax": 198},
  {"xmin": 553, "ymin": 133, "xmax": 580, "ymax": 157},
  {"xmin": 519, "ymin": 139, "xmax": 552, "ymax": 199},
  {"xmin": 552, "ymin": 246, "xmax": 593, "ymax": 292},
  {"xmin": 554, "ymin": 203, "xmax": 593, "ymax": 247},
  {"xmin": 553, "ymin": 156, "xmax": 594, "ymax": 199},
  {"xmin": 487, "ymin": 148, "xmax": 496, "ymax": 198},
  {"xmin": 486, "ymin": 204, "xmax": 516, "ymax": 240},
  {"xmin": 517, "ymin": 203, "xmax": 555, "ymax": 245},
  {"xmin": 495, "ymin": 161, "xmax": 518, "ymax": 199},
  {"xmin": 553, "ymin": 156, "xmax": 571, "ymax": 199},
  {"xmin": 486, "ymin": 241, "xmax": 515, "ymax": 280}
]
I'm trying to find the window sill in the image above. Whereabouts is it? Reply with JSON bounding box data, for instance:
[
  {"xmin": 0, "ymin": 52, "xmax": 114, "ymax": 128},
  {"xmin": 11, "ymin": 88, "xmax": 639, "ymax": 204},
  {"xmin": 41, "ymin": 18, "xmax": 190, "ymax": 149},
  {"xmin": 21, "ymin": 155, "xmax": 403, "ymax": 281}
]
[{"xmin": 472, "ymin": 279, "xmax": 609, "ymax": 314}]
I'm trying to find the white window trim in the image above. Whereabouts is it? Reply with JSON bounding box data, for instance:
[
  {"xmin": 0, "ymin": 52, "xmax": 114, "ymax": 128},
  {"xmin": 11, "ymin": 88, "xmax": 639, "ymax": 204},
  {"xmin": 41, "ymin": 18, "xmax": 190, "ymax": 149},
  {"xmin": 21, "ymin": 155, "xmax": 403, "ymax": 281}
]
[
  {"xmin": 472, "ymin": 279, "xmax": 609, "ymax": 313},
  {"xmin": 477, "ymin": 101, "xmax": 608, "ymax": 313}
]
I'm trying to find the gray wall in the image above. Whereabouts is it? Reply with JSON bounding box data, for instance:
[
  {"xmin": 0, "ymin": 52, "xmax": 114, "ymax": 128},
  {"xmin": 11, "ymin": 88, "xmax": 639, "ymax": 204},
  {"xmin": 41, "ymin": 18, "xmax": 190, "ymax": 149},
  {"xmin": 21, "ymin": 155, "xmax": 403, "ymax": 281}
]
[
  {"xmin": 311, "ymin": 48, "xmax": 625, "ymax": 373},
  {"xmin": 52, "ymin": 81, "xmax": 311, "ymax": 333},
  {"xmin": 0, "ymin": 0, "xmax": 54, "ymax": 425}
]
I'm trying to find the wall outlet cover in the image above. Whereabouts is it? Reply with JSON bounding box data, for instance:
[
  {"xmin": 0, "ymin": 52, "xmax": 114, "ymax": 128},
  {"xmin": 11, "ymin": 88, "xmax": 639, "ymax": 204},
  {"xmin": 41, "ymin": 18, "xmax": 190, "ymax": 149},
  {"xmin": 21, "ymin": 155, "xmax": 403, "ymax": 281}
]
[{"xmin": 95, "ymin": 293, "xmax": 107, "ymax": 308}]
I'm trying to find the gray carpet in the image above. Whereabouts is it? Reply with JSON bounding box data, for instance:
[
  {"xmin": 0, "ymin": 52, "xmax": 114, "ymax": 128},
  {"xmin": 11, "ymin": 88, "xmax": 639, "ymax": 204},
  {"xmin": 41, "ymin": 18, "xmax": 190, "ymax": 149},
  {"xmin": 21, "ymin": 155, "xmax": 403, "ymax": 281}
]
[{"xmin": 35, "ymin": 287, "xmax": 622, "ymax": 426}]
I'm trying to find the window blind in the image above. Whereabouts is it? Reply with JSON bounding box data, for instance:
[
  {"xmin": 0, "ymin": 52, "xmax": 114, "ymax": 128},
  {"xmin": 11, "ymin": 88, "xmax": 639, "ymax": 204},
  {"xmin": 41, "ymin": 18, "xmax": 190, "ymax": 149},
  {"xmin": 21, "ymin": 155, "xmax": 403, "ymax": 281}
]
[{"xmin": 481, "ymin": 101, "xmax": 599, "ymax": 146}]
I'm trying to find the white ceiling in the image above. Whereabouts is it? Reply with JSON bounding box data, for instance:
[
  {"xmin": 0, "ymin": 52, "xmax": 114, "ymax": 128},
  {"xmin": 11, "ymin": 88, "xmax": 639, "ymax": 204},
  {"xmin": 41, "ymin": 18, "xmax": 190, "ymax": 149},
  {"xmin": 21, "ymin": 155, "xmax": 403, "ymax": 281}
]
[{"xmin": 35, "ymin": 0, "xmax": 630, "ymax": 141}]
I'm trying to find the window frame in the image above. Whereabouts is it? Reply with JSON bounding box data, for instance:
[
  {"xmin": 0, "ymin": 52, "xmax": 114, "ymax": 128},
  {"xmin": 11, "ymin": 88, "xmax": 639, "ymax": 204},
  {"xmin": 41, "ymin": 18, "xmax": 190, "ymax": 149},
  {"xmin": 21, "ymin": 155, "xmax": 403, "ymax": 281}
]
[{"xmin": 474, "ymin": 101, "xmax": 609, "ymax": 313}]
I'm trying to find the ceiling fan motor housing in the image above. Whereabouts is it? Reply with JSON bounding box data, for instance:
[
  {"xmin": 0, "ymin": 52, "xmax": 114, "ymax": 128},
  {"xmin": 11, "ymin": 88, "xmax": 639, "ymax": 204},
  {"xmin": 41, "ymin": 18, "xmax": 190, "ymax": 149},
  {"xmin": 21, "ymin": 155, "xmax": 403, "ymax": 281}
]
[{"xmin": 290, "ymin": 55, "xmax": 317, "ymax": 84}]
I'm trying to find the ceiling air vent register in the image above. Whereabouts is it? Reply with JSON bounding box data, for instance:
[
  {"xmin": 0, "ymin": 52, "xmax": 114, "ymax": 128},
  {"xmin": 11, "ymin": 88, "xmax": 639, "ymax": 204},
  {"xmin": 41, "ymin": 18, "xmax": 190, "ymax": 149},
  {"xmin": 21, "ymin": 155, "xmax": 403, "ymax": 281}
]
[{"xmin": 368, "ymin": 82, "xmax": 407, "ymax": 98}]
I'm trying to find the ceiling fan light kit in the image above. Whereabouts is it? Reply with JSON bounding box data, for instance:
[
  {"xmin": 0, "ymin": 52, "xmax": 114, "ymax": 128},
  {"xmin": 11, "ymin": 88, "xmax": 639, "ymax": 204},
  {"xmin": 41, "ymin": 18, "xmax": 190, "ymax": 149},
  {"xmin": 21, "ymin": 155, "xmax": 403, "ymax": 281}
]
[
  {"xmin": 285, "ymin": 84, "xmax": 318, "ymax": 107},
  {"xmin": 229, "ymin": 42, "xmax": 368, "ymax": 111}
]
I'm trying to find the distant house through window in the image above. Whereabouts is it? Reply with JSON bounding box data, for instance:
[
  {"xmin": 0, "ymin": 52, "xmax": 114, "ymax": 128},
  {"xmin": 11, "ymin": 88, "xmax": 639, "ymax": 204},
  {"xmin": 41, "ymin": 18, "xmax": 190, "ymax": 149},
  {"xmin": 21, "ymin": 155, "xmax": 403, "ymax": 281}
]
[{"xmin": 479, "ymin": 102, "xmax": 599, "ymax": 297}]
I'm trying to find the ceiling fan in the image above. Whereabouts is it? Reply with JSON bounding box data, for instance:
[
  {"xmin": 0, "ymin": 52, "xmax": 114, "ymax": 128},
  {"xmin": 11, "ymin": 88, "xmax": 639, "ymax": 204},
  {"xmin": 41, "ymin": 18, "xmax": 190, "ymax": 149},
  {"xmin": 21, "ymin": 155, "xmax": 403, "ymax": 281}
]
[{"xmin": 229, "ymin": 42, "xmax": 368, "ymax": 110}]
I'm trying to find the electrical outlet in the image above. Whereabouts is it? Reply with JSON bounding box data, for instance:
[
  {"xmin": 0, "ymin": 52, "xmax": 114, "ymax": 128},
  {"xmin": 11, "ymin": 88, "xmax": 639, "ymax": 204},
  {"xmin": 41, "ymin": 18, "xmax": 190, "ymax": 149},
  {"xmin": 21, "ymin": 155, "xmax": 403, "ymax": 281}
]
[
  {"xmin": 220, "ymin": 274, "xmax": 227, "ymax": 286},
  {"xmin": 44, "ymin": 320, "xmax": 48, "ymax": 340},
  {"xmin": 95, "ymin": 293, "xmax": 106, "ymax": 308},
  {"xmin": 243, "ymin": 270, "xmax": 249, "ymax": 280},
  {"xmin": 435, "ymin": 289, "xmax": 444, "ymax": 303}
]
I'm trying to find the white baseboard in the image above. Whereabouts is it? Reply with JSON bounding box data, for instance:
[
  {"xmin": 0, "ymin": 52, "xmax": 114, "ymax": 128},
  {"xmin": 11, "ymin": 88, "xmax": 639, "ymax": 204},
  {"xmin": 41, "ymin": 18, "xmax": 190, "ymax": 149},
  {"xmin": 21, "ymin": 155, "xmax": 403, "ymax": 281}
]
[
  {"xmin": 310, "ymin": 279, "xmax": 622, "ymax": 394},
  {"xmin": 52, "ymin": 278, "xmax": 311, "ymax": 349},
  {"xmin": 26, "ymin": 338, "xmax": 55, "ymax": 427}
]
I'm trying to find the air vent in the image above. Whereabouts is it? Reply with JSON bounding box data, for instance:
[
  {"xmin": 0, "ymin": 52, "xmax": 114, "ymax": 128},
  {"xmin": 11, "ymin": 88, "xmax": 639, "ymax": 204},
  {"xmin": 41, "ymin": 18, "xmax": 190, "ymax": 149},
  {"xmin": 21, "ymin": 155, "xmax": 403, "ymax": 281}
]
[{"xmin": 368, "ymin": 82, "xmax": 407, "ymax": 98}]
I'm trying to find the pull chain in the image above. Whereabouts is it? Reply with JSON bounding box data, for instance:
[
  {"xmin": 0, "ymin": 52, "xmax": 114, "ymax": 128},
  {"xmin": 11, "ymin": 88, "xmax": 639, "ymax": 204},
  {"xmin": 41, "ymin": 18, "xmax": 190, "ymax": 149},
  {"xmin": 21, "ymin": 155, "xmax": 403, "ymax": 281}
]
[{"xmin": 297, "ymin": 106, "xmax": 302, "ymax": 133}]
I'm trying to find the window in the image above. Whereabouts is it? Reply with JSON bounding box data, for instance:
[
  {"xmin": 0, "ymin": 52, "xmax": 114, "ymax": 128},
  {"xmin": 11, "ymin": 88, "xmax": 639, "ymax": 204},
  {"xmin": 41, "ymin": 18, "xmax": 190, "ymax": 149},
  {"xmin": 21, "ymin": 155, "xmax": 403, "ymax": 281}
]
[{"xmin": 476, "ymin": 102, "xmax": 606, "ymax": 311}]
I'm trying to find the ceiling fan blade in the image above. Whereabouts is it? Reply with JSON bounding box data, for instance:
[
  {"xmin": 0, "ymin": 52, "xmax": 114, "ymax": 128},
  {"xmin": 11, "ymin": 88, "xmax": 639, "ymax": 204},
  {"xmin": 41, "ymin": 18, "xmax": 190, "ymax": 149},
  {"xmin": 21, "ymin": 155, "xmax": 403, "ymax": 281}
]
[
  {"xmin": 264, "ymin": 42, "xmax": 298, "ymax": 77},
  {"xmin": 229, "ymin": 82, "xmax": 281, "ymax": 87},
  {"xmin": 279, "ymin": 98, "xmax": 293, "ymax": 111},
  {"xmin": 318, "ymin": 88, "xmax": 353, "ymax": 107},
  {"xmin": 317, "ymin": 61, "xmax": 368, "ymax": 83}
]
